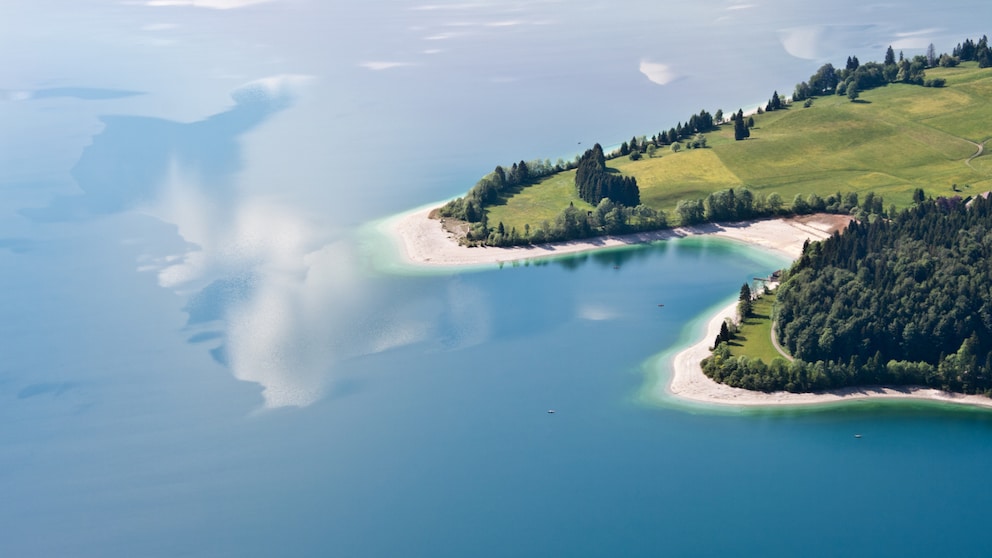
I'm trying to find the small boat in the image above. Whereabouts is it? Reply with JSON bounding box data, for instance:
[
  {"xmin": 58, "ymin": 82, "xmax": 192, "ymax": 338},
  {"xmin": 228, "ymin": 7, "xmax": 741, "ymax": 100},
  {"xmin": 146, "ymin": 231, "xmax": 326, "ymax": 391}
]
[
  {"xmin": 854, "ymin": 434, "xmax": 862, "ymax": 438},
  {"xmin": 547, "ymin": 409, "xmax": 556, "ymax": 414},
  {"xmin": 657, "ymin": 304, "xmax": 665, "ymax": 307}
]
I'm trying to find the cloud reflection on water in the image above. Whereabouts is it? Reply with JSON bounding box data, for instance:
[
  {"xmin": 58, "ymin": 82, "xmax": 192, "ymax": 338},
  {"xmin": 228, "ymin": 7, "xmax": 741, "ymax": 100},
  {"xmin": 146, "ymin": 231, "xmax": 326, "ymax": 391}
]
[{"xmin": 22, "ymin": 74, "xmax": 490, "ymax": 409}]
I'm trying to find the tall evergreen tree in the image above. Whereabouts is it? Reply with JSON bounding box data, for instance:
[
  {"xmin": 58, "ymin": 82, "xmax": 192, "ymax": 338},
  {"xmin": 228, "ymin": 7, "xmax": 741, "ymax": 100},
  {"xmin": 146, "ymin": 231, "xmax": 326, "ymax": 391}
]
[
  {"xmin": 733, "ymin": 109, "xmax": 749, "ymax": 141},
  {"xmin": 738, "ymin": 283, "xmax": 753, "ymax": 318}
]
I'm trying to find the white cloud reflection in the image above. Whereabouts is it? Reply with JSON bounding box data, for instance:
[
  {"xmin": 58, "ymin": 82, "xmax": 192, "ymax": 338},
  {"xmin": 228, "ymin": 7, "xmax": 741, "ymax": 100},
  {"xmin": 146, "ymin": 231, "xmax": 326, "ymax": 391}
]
[
  {"xmin": 889, "ymin": 29, "xmax": 938, "ymax": 50},
  {"xmin": 577, "ymin": 304, "xmax": 619, "ymax": 321},
  {"xmin": 141, "ymin": 23, "xmax": 178, "ymax": 31},
  {"xmin": 132, "ymin": 75, "xmax": 340, "ymax": 408},
  {"xmin": 359, "ymin": 61, "xmax": 416, "ymax": 71},
  {"xmin": 145, "ymin": 0, "xmax": 274, "ymax": 8},
  {"xmin": 639, "ymin": 60, "xmax": 677, "ymax": 85},
  {"xmin": 778, "ymin": 24, "xmax": 878, "ymax": 60},
  {"xmin": 412, "ymin": 3, "xmax": 488, "ymax": 11},
  {"xmin": 134, "ymin": 75, "xmax": 489, "ymax": 409}
]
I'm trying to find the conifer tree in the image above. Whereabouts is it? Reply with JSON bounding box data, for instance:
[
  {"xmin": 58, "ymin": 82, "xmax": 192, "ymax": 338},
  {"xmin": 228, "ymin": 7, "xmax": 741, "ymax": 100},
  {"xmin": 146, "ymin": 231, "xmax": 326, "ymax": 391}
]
[
  {"xmin": 884, "ymin": 45, "xmax": 896, "ymax": 66},
  {"xmin": 738, "ymin": 283, "xmax": 753, "ymax": 318},
  {"xmin": 733, "ymin": 109, "xmax": 749, "ymax": 141}
]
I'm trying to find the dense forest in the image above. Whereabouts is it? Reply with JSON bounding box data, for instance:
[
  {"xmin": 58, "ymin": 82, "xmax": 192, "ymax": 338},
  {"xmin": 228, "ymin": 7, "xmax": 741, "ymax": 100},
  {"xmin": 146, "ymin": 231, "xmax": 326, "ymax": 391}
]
[
  {"xmin": 575, "ymin": 144, "xmax": 640, "ymax": 207},
  {"xmin": 704, "ymin": 195, "xmax": 992, "ymax": 395},
  {"xmin": 438, "ymin": 34, "xmax": 988, "ymax": 247}
]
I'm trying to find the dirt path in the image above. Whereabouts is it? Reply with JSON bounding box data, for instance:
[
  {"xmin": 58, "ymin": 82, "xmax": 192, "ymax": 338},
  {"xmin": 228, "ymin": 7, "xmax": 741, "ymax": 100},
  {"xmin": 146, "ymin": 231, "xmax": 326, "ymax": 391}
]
[
  {"xmin": 965, "ymin": 138, "xmax": 987, "ymax": 172},
  {"xmin": 769, "ymin": 320, "xmax": 794, "ymax": 362}
]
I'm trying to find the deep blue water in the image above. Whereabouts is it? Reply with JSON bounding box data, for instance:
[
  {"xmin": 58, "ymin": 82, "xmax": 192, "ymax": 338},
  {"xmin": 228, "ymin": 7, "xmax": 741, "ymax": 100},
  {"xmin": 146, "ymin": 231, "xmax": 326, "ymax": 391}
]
[{"xmin": 4, "ymin": 1, "xmax": 992, "ymax": 556}]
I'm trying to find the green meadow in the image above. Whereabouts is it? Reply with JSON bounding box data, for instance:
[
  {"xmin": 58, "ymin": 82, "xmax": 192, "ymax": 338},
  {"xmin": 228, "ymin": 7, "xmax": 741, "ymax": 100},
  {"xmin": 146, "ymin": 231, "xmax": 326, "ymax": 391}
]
[
  {"xmin": 486, "ymin": 64, "xmax": 992, "ymax": 232},
  {"xmin": 727, "ymin": 292, "xmax": 785, "ymax": 363}
]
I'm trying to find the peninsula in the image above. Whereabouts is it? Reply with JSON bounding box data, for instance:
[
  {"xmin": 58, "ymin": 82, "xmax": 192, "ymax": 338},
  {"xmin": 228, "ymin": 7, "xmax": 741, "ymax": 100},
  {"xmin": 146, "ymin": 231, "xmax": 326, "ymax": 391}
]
[{"xmin": 385, "ymin": 36, "xmax": 992, "ymax": 409}]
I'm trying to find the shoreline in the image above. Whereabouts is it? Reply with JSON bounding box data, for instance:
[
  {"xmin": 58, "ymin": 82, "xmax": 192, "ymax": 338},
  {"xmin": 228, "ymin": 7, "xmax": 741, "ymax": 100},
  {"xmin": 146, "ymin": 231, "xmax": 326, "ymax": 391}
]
[
  {"xmin": 665, "ymin": 300, "xmax": 992, "ymax": 410},
  {"xmin": 382, "ymin": 202, "xmax": 992, "ymax": 410},
  {"xmin": 384, "ymin": 202, "xmax": 851, "ymax": 266}
]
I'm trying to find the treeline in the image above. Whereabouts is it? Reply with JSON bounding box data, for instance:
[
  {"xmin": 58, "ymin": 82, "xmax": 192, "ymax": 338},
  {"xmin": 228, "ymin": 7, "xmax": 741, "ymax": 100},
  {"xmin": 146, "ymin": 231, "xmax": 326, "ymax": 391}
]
[
  {"xmin": 704, "ymin": 194, "xmax": 992, "ymax": 395},
  {"xmin": 676, "ymin": 187, "xmax": 886, "ymax": 226},
  {"xmin": 437, "ymin": 106, "xmax": 720, "ymax": 236},
  {"xmin": 953, "ymin": 35, "xmax": 992, "ymax": 67},
  {"xmin": 488, "ymin": 199, "xmax": 667, "ymax": 246},
  {"xmin": 791, "ymin": 53, "xmax": 927, "ymax": 105},
  {"xmin": 786, "ymin": 37, "xmax": 992, "ymax": 104},
  {"xmin": 487, "ymin": 187, "xmax": 883, "ymax": 248},
  {"xmin": 575, "ymin": 144, "xmax": 640, "ymax": 207},
  {"xmin": 646, "ymin": 109, "xmax": 717, "ymax": 149},
  {"xmin": 439, "ymin": 158, "xmax": 562, "ymax": 227}
]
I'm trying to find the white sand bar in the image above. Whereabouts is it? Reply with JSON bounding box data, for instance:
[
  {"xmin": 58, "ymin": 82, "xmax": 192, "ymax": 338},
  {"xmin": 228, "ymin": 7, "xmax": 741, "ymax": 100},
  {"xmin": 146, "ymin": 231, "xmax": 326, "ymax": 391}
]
[{"xmin": 387, "ymin": 204, "xmax": 851, "ymax": 265}]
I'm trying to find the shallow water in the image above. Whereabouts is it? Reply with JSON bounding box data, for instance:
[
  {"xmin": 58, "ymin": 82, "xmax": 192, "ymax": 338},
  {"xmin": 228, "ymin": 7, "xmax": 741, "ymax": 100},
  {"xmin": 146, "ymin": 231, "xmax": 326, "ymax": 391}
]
[{"xmin": 3, "ymin": 1, "xmax": 992, "ymax": 556}]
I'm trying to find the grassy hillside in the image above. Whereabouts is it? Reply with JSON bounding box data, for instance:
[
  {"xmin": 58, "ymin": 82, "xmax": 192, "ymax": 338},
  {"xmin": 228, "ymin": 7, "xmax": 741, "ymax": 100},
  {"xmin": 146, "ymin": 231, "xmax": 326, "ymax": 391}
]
[{"xmin": 486, "ymin": 64, "xmax": 992, "ymax": 233}]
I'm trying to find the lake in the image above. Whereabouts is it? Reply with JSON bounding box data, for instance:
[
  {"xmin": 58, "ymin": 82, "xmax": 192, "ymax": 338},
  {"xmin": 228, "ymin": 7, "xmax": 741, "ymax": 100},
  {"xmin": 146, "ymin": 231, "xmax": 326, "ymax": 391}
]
[{"xmin": 3, "ymin": 1, "xmax": 992, "ymax": 556}]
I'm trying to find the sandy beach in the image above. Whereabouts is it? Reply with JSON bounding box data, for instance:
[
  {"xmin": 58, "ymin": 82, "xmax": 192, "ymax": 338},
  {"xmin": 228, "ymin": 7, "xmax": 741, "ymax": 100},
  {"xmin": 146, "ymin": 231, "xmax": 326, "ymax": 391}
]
[
  {"xmin": 667, "ymin": 300, "xmax": 992, "ymax": 409},
  {"xmin": 385, "ymin": 203, "xmax": 992, "ymax": 410},
  {"xmin": 385, "ymin": 203, "xmax": 850, "ymax": 265}
]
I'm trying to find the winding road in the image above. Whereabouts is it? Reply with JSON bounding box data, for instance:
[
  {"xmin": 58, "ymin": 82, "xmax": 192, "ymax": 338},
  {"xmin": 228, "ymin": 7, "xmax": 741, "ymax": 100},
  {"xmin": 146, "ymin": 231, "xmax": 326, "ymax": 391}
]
[
  {"xmin": 769, "ymin": 320, "xmax": 794, "ymax": 362},
  {"xmin": 964, "ymin": 138, "xmax": 988, "ymax": 172}
]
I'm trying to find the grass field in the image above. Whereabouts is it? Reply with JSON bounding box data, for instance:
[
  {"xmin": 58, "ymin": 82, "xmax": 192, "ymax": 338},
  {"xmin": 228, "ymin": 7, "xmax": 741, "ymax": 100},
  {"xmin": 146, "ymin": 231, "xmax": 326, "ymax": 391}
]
[
  {"xmin": 727, "ymin": 292, "xmax": 785, "ymax": 363},
  {"xmin": 484, "ymin": 63, "xmax": 992, "ymax": 233}
]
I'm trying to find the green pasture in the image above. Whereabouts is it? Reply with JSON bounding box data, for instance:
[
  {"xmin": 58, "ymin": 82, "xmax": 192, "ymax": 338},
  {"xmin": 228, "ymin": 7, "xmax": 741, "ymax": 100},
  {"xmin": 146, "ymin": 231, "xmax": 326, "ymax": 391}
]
[
  {"xmin": 728, "ymin": 292, "xmax": 785, "ymax": 363},
  {"xmin": 482, "ymin": 63, "xmax": 992, "ymax": 232},
  {"xmin": 485, "ymin": 170, "xmax": 595, "ymax": 233}
]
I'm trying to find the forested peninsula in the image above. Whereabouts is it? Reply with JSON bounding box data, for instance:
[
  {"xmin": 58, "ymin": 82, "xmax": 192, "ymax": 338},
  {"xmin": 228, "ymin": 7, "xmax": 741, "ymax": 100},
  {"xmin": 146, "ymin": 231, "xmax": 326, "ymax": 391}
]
[
  {"xmin": 705, "ymin": 196, "xmax": 992, "ymax": 395},
  {"xmin": 421, "ymin": 34, "xmax": 992, "ymax": 400}
]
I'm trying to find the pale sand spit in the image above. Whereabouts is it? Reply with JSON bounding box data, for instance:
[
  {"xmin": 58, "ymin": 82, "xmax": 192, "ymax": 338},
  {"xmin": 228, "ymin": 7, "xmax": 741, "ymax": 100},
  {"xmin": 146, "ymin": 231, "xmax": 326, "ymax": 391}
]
[{"xmin": 385, "ymin": 203, "xmax": 851, "ymax": 265}]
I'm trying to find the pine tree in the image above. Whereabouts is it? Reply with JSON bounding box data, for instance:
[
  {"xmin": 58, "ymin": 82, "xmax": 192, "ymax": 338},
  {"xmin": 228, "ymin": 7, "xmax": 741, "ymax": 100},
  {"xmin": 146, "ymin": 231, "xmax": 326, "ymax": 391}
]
[
  {"xmin": 884, "ymin": 45, "xmax": 896, "ymax": 66},
  {"xmin": 738, "ymin": 283, "xmax": 753, "ymax": 318},
  {"xmin": 733, "ymin": 109, "xmax": 749, "ymax": 141}
]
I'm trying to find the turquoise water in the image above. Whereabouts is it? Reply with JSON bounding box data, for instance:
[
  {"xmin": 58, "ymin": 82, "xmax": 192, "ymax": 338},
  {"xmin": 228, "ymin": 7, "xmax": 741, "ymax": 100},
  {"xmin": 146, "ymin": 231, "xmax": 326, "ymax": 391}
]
[
  {"xmin": 8, "ymin": 229, "xmax": 992, "ymax": 557},
  {"xmin": 4, "ymin": 1, "xmax": 992, "ymax": 556}
]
